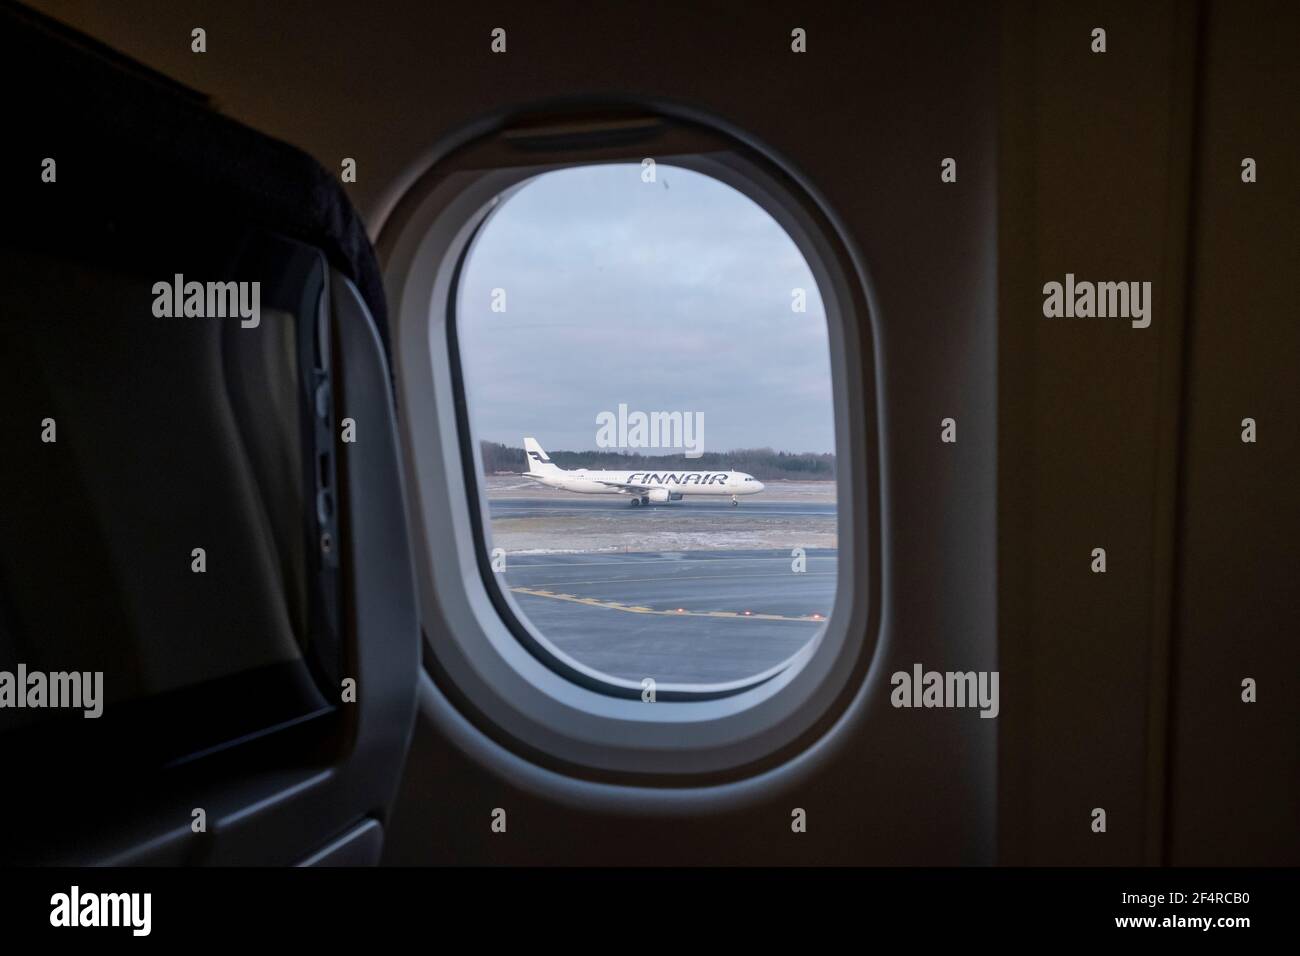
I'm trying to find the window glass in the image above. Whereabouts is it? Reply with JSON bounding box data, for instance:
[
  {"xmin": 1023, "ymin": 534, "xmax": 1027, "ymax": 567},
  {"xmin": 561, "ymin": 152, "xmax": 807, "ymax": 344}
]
[{"xmin": 457, "ymin": 163, "xmax": 837, "ymax": 688}]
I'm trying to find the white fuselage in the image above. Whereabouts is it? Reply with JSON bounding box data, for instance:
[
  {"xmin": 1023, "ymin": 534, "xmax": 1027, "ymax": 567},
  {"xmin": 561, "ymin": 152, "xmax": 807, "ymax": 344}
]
[
  {"xmin": 520, "ymin": 437, "xmax": 765, "ymax": 503},
  {"xmin": 532, "ymin": 468, "xmax": 765, "ymax": 499}
]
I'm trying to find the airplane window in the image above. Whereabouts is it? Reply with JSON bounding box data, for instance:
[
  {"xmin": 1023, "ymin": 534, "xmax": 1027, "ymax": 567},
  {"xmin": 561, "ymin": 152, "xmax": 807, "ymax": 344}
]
[{"xmin": 454, "ymin": 163, "xmax": 838, "ymax": 692}]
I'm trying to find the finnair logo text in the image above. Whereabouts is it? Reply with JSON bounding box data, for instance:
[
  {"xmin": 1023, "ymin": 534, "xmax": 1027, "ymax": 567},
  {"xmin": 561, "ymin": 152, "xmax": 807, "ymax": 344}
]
[
  {"xmin": 596, "ymin": 403, "xmax": 705, "ymax": 458},
  {"xmin": 627, "ymin": 472, "xmax": 729, "ymax": 486},
  {"xmin": 152, "ymin": 273, "xmax": 261, "ymax": 328}
]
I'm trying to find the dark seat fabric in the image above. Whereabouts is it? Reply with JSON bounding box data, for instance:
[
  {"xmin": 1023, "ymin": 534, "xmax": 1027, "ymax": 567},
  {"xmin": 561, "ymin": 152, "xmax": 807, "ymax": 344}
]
[
  {"xmin": 1, "ymin": 2, "xmax": 390, "ymax": 365},
  {"xmin": 0, "ymin": 5, "xmax": 369, "ymax": 749}
]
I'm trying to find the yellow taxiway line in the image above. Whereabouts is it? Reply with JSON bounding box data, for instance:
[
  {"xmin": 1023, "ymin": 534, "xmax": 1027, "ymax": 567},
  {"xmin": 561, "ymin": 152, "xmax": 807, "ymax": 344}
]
[{"xmin": 509, "ymin": 586, "xmax": 824, "ymax": 623}]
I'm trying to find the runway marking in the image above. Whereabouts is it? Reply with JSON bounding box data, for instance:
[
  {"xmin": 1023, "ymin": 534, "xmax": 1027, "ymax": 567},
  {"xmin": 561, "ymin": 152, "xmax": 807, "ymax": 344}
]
[
  {"xmin": 509, "ymin": 586, "xmax": 824, "ymax": 623},
  {"xmin": 511, "ymin": 571, "xmax": 835, "ymax": 589},
  {"xmin": 493, "ymin": 509, "xmax": 833, "ymax": 516},
  {"xmin": 501, "ymin": 555, "xmax": 838, "ymax": 569}
]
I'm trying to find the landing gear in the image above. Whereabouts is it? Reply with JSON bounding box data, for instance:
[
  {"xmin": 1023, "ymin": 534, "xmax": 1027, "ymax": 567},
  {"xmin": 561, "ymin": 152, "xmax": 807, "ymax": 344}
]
[
  {"xmin": 630, "ymin": 497, "xmax": 641, "ymax": 507},
  {"xmin": 641, "ymin": 496, "xmax": 650, "ymax": 506},
  {"xmin": 731, "ymin": 495, "xmax": 739, "ymax": 506}
]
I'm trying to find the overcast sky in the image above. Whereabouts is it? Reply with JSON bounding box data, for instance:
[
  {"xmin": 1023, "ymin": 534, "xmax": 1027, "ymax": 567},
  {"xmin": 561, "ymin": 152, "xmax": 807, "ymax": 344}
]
[{"xmin": 457, "ymin": 163, "xmax": 835, "ymax": 455}]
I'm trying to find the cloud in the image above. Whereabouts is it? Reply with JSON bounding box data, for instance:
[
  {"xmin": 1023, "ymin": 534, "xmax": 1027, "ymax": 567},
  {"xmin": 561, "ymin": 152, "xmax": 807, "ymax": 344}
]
[{"xmin": 457, "ymin": 163, "xmax": 836, "ymax": 454}]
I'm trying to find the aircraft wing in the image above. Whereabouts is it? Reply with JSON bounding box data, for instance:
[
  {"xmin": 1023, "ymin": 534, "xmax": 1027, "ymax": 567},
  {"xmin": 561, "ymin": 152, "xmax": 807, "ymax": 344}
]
[{"xmin": 594, "ymin": 480, "xmax": 656, "ymax": 494}]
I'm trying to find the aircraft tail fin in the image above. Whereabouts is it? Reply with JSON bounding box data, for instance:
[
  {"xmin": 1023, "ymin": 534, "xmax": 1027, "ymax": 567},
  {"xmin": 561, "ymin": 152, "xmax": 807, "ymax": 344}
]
[{"xmin": 523, "ymin": 437, "xmax": 560, "ymax": 475}]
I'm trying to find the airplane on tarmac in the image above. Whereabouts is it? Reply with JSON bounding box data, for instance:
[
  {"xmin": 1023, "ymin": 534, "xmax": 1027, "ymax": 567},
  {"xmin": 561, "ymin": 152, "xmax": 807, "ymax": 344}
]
[{"xmin": 520, "ymin": 437, "xmax": 765, "ymax": 506}]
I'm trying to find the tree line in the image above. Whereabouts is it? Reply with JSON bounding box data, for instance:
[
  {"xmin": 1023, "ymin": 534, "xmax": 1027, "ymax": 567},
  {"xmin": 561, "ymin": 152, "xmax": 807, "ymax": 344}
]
[{"xmin": 480, "ymin": 441, "xmax": 835, "ymax": 480}]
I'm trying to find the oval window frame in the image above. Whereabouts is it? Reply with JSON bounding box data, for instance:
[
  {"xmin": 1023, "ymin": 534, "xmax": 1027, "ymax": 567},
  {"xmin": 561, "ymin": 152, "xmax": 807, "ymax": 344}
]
[{"xmin": 378, "ymin": 104, "xmax": 882, "ymax": 782}]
